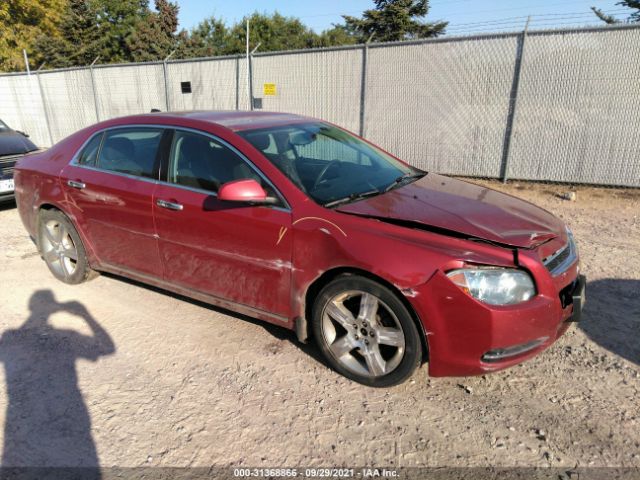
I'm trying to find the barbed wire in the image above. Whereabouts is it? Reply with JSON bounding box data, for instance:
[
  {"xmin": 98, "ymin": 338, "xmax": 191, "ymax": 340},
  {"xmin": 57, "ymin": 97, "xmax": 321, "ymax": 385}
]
[
  {"xmin": 446, "ymin": 9, "xmax": 628, "ymax": 29},
  {"xmin": 444, "ymin": 9, "xmax": 631, "ymax": 34},
  {"xmin": 430, "ymin": 0, "xmax": 624, "ymax": 17}
]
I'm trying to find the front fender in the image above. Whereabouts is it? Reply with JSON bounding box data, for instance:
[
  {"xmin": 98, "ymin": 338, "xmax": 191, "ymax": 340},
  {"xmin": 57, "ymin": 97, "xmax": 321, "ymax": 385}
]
[{"xmin": 291, "ymin": 211, "xmax": 517, "ymax": 329}]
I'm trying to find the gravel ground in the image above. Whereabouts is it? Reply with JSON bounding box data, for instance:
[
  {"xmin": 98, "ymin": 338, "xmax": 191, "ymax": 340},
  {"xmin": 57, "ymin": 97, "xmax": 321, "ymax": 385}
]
[{"xmin": 0, "ymin": 180, "xmax": 638, "ymax": 470}]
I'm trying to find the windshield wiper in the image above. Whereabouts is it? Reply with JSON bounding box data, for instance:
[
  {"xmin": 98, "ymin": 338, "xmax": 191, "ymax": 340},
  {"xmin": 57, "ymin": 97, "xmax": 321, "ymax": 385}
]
[
  {"xmin": 384, "ymin": 171, "xmax": 426, "ymax": 192},
  {"xmin": 324, "ymin": 189, "xmax": 381, "ymax": 208}
]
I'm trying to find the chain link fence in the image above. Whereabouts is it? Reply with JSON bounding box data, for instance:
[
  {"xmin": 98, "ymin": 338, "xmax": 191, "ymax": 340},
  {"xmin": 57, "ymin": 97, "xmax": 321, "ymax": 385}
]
[{"xmin": 0, "ymin": 23, "xmax": 638, "ymax": 187}]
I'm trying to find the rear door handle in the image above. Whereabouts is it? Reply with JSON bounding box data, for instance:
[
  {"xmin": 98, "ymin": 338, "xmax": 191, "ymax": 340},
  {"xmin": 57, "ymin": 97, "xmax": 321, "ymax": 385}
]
[
  {"xmin": 156, "ymin": 199, "xmax": 183, "ymax": 211},
  {"xmin": 67, "ymin": 180, "xmax": 86, "ymax": 189}
]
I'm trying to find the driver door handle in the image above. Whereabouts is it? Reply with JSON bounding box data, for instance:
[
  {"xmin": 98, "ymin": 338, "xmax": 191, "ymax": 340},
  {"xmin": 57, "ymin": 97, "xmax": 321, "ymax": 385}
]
[
  {"xmin": 67, "ymin": 180, "xmax": 86, "ymax": 189},
  {"xmin": 156, "ymin": 199, "xmax": 184, "ymax": 211}
]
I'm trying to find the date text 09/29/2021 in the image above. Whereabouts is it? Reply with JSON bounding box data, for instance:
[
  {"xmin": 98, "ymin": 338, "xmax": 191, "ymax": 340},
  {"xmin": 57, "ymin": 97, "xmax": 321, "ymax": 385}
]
[{"xmin": 233, "ymin": 468, "xmax": 398, "ymax": 478}]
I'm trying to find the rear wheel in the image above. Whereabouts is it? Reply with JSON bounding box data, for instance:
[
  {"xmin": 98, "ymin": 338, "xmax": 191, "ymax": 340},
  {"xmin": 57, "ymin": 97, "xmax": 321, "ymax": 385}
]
[
  {"xmin": 37, "ymin": 209, "xmax": 95, "ymax": 284},
  {"xmin": 312, "ymin": 275, "xmax": 422, "ymax": 387}
]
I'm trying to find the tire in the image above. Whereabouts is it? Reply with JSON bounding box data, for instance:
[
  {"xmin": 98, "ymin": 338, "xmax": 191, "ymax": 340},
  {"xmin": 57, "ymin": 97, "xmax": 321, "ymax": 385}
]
[
  {"xmin": 312, "ymin": 275, "xmax": 422, "ymax": 387},
  {"xmin": 37, "ymin": 209, "xmax": 96, "ymax": 285}
]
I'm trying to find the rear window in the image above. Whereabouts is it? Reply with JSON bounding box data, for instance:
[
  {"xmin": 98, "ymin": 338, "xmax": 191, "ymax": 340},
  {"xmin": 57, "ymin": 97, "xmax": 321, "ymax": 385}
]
[{"xmin": 97, "ymin": 128, "xmax": 164, "ymax": 179}]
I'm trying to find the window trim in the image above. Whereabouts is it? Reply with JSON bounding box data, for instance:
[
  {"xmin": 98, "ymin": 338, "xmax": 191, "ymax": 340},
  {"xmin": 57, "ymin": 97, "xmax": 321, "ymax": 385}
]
[
  {"xmin": 76, "ymin": 131, "xmax": 105, "ymax": 167},
  {"xmin": 69, "ymin": 124, "xmax": 291, "ymax": 212}
]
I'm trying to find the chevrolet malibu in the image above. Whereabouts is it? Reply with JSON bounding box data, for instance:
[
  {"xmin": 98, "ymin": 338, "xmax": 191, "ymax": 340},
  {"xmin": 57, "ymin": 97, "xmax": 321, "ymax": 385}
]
[{"xmin": 14, "ymin": 111, "xmax": 585, "ymax": 387}]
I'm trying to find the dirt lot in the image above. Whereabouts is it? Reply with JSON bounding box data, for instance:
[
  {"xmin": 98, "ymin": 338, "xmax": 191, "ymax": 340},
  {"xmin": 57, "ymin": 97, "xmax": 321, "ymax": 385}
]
[{"xmin": 0, "ymin": 180, "xmax": 638, "ymax": 471}]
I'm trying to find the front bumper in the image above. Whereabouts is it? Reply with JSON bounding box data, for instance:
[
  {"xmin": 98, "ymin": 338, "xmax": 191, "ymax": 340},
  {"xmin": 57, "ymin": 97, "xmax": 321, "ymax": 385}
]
[
  {"xmin": 408, "ymin": 260, "xmax": 583, "ymax": 377},
  {"xmin": 0, "ymin": 190, "xmax": 15, "ymax": 203},
  {"xmin": 0, "ymin": 157, "xmax": 17, "ymax": 203}
]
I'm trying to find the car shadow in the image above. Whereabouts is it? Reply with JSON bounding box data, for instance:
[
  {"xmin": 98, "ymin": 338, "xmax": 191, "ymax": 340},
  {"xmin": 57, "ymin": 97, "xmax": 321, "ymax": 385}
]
[
  {"xmin": 100, "ymin": 273, "xmax": 326, "ymax": 366},
  {"xmin": 0, "ymin": 290, "xmax": 114, "ymax": 476},
  {"xmin": 0, "ymin": 199, "xmax": 16, "ymax": 211},
  {"xmin": 580, "ymin": 279, "xmax": 640, "ymax": 367},
  {"xmin": 107, "ymin": 274, "xmax": 640, "ymax": 371}
]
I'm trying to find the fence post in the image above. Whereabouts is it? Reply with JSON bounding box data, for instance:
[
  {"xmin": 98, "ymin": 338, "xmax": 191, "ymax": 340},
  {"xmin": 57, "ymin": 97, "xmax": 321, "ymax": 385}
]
[
  {"xmin": 89, "ymin": 57, "xmax": 101, "ymax": 122},
  {"xmin": 359, "ymin": 42, "xmax": 369, "ymax": 137},
  {"xmin": 500, "ymin": 17, "xmax": 530, "ymax": 183},
  {"xmin": 235, "ymin": 55, "xmax": 240, "ymax": 110},
  {"xmin": 248, "ymin": 54, "xmax": 254, "ymax": 111},
  {"xmin": 248, "ymin": 43, "xmax": 261, "ymax": 111},
  {"xmin": 35, "ymin": 64, "xmax": 54, "ymax": 146},
  {"xmin": 163, "ymin": 50, "xmax": 175, "ymax": 112}
]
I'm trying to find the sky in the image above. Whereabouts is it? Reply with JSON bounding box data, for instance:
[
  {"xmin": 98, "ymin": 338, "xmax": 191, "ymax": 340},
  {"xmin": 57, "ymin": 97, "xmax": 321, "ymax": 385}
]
[{"xmin": 176, "ymin": 0, "xmax": 626, "ymax": 35}]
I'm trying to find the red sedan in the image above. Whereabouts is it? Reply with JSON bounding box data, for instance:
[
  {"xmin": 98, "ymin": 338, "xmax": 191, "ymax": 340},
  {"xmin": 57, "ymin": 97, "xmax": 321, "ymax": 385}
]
[{"xmin": 14, "ymin": 111, "xmax": 585, "ymax": 387}]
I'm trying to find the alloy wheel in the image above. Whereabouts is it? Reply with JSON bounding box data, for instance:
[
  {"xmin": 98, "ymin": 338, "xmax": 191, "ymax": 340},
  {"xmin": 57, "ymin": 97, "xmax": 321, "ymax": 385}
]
[
  {"xmin": 321, "ymin": 290, "xmax": 406, "ymax": 378},
  {"xmin": 40, "ymin": 219, "xmax": 79, "ymax": 279}
]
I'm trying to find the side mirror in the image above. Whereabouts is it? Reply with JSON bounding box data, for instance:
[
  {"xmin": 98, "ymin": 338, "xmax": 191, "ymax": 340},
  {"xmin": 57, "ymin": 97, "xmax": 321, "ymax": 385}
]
[{"xmin": 218, "ymin": 179, "xmax": 278, "ymax": 205}]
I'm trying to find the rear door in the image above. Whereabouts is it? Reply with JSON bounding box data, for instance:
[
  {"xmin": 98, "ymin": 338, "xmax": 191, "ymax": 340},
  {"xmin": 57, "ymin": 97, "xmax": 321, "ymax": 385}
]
[
  {"xmin": 153, "ymin": 128, "xmax": 292, "ymax": 319},
  {"xmin": 61, "ymin": 127, "xmax": 170, "ymax": 278}
]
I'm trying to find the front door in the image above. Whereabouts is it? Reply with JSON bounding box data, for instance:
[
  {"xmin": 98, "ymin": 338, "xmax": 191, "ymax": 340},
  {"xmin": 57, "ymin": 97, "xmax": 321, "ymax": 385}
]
[{"xmin": 153, "ymin": 129, "xmax": 292, "ymax": 318}]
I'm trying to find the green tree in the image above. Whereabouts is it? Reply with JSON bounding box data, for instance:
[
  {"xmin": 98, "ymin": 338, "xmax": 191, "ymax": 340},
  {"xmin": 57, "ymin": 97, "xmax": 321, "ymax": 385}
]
[
  {"xmin": 0, "ymin": 0, "xmax": 67, "ymax": 72},
  {"xmin": 90, "ymin": 0, "xmax": 149, "ymax": 63},
  {"xmin": 35, "ymin": 0, "xmax": 101, "ymax": 68},
  {"xmin": 34, "ymin": 0, "xmax": 180, "ymax": 67},
  {"xmin": 177, "ymin": 17, "xmax": 230, "ymax": 58},
  {"xmin": 314, "ymin": 25, "xmax": 358, "ymax": 48},
  {"xmin": 342, "ymin": 0, "xmax": 447, "ymax": 43},
  {"xmin": 177, "ymin": 13, "xmax": 358, "ymax": 58},
  {"xmin": 592, "ymin": 0, "xmax": 640, "ymax": 23},
  {"xmin": 224, "ymin": 12, "xmax": 318, "ymax": 54},
  {"xmin": 127, "ymin": 0, "xmax": 180, "ymax": 61}
]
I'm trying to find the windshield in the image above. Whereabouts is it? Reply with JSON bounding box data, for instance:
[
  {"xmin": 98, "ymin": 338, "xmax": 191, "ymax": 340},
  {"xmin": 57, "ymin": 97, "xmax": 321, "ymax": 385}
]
[
  {"xmin": 239, "ymin": 122, "xmax": 424, "ymax": 206},
  {"xmin": 0, "ymin": 120, "xmax": 9, "ymax": 131}
]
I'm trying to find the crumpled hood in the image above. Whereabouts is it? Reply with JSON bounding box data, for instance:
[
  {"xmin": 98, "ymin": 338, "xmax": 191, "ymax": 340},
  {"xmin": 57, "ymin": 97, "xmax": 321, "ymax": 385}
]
[
  {"xmin": 0, "ymin": 131, "xmax": 37, "ymax": 157},
  {"xmin": 336, "ymin": 174, "xmax": 565, "ymax": 249}
]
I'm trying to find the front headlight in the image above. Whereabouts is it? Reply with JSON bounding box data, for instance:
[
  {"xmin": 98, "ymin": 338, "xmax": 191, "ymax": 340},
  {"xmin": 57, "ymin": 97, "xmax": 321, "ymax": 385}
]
[{"xmin": 446, "ymin": 267, "xmax": 536, "ymax": 305}]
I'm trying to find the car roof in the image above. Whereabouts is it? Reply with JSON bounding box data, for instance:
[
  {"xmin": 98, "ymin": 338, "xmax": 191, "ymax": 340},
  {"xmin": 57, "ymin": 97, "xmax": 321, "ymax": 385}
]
[{"xmin": 138, "ymin": 110, "xmax": 316, "ymax": 132}]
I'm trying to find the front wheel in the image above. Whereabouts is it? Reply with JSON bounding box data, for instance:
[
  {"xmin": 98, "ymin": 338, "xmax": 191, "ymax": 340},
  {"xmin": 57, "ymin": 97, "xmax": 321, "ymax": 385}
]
[
  {"xmin": 312, "ymin": 275, "xmax": 422, "ymax": 387},
  {"xmin": 37, "ymin": 209, "xmax": 96, "ymax": 284}
]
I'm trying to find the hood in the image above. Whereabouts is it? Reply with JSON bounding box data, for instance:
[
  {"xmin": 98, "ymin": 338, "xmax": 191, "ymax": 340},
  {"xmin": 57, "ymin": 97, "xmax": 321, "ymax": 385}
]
[
  {"xmin": 0, "ymin": 130, "xmax": 37, "ymax": 157},
  {"xmin": 336, "ymin": 174, "xmax": 565, "ymax": 249}
]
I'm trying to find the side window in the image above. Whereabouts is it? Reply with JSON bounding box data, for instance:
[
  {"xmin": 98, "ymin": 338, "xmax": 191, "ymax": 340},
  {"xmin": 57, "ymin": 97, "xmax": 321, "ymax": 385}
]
[
  {"xmin": 169, "ymin": 130, "xmax": 284, "ymax": 206},
  {"xmin": 97, "ymin": 128, "xmax": 164, "ymax": 179},
  {"xmin": 77, "ymin": 133, "xmax": 103, "ymax": 166},
  {"xmin": 170, "ymin": 131, "xmax": 260, "ymax": 192}
]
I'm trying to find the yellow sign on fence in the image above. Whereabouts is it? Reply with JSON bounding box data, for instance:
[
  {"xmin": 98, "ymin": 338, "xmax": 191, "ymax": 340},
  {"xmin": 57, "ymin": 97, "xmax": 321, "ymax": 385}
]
[{"xmin": 263, "ymin": 83, "xmax": 277, "ymax": 96}]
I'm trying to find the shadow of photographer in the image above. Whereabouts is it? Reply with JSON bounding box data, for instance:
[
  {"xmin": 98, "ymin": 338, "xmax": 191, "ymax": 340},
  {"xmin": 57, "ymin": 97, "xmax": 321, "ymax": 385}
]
[{"xmin": 0, "ymin": 290, "xmax": 114, "ymax": 476}]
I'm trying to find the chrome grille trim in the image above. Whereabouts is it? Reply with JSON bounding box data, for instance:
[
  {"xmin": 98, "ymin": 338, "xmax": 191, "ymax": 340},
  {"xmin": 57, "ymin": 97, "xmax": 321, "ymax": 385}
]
[
  {"xmin": 0, "ymin": 160, "xmax": 16, "ymax": 177},
  {"xmin": 543, "ymin": 231, "xmax": 578, "ymax": 276},
  {"xmin": 0, "ymin": 154, "xmax": 24, "ymax": 164}
]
